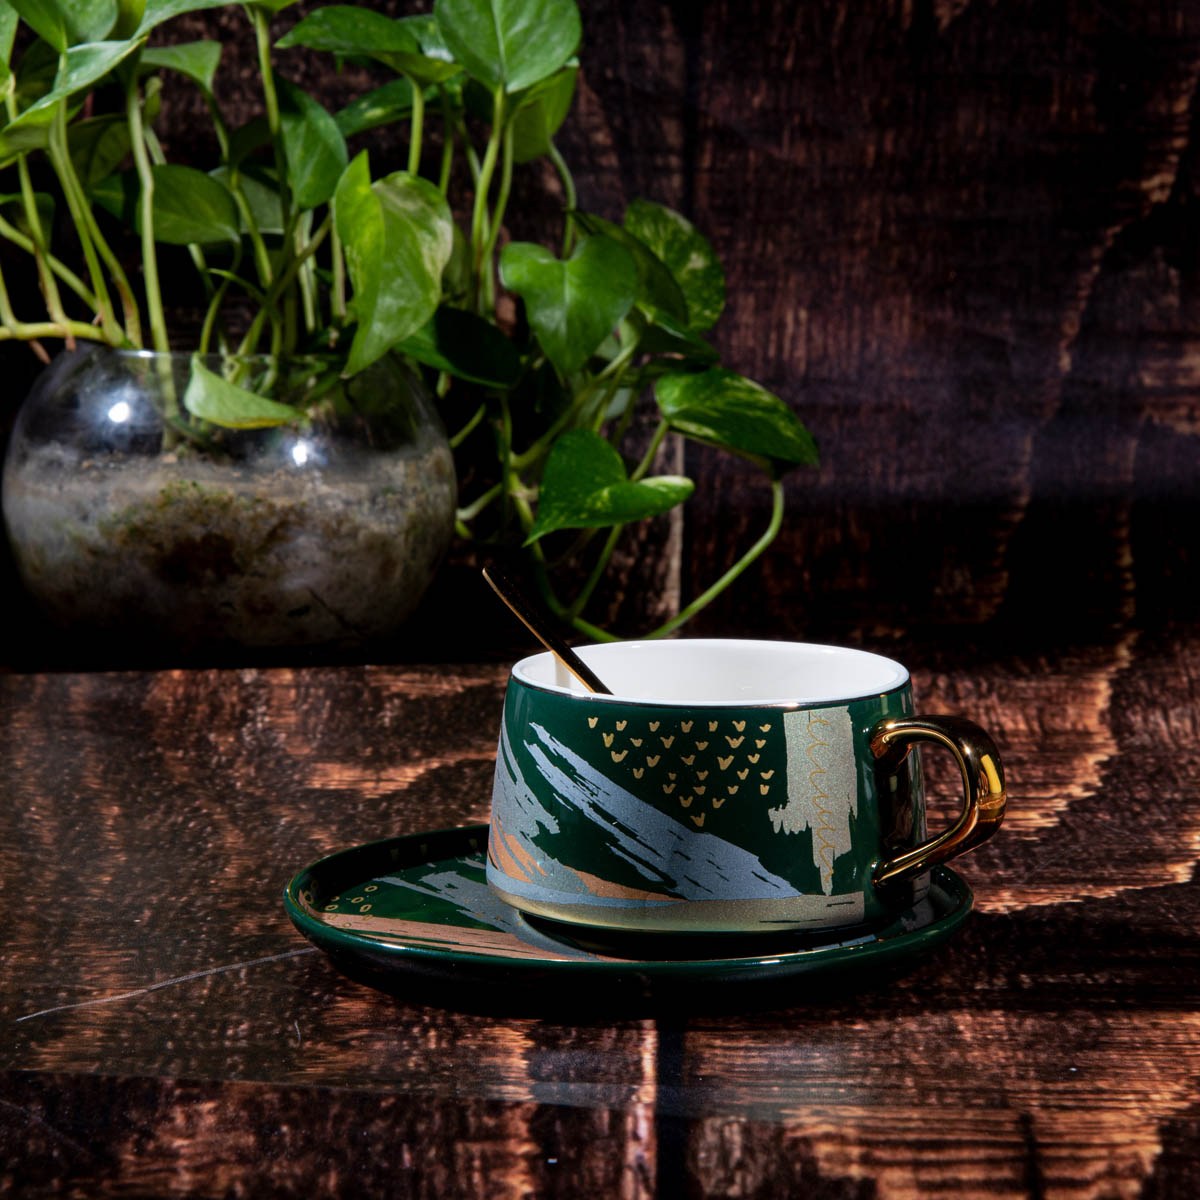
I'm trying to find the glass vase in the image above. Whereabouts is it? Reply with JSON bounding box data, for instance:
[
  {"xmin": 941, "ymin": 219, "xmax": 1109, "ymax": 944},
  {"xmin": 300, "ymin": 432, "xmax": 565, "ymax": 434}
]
[{"xmin": 2, "ymin": 347, "xmax": 457, "ymax": 655}]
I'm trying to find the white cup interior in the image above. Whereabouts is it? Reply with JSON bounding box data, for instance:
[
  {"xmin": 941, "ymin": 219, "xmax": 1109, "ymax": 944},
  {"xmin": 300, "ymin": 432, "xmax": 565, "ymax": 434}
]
[{"xmin": 512, "ymin": 639, "xmax": 909, "ymax": 706}]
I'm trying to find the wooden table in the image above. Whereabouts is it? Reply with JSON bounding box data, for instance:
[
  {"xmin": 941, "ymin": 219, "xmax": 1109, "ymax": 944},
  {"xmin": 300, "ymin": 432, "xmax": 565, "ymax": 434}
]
[{"xmin": 2, "ymin": 634, "xmax": 1198, "ymax": 1198}]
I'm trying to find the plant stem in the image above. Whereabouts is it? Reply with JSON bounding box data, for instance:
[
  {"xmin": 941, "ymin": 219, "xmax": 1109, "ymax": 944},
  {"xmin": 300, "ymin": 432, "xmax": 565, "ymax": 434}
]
[
  {"xmin": 297, "ymin": 212, "xmax": 316, "ymax": 334},
  {"xmin": 456, "ymin": 481, "xmax": 501, "ymax": 523},
  {"xmin": 227, "ymin": 171, "xmax": 275, "ymax": 288},
  {"xmin": 449, "ymin": 400, "xmax": 486, "ymax": 448},
  {"xmin": 9, "ymin": 98, "xmax": 72, "ymax": 339},
  {"xmin": 630, "ymin": 418, "xmax": 669, "ymax": 481},
  {"xmin": 127, "ymin": 76, "xmax": 169, "ymax": 355},
  {"xmin": 498, "ymin": 387, "xmax": 515, "ymax": 523},
  {"xmin": 0, "ymin": 213, "xmax": 99, "ymax": 313},
  {"xmin": 406, "ymin": 74, "xmax": 423, "ymax": 175},
  {"xmin": 511, "ymin": 336, "xmax": 639, "ymax": 473},
  {"xmin": 0, "ymin": 256, "xmax": 95, "ymax": 344},
  {"xmin": 606, "ymin": 383, "xmax": 639, "ymax": 446},
  {"xmin": 0, "ymin": 255, "xmax": 20, "ymax": 326},
  {"xmin": 642, "ymin": 477, "xmax": 786, "ymax": 640},
  {"xmin": 566, "ymin": 523, "xmax": 623, "ymax": 619},
  {"xmin": 436, "ymin": 84, "xmax": 454, "ymax": 193},
  {"xmin": 252, "ymin": 4, "xmax": 299, "ymax": 356},
  {"xmin": 456, "ymin": 115, "xmax": 482, "ymax": 182},
  {"xmin": 511, "ymin": 488, "xmax": 537, "ymax": 540},
  {"xmin": 479, "ymin": 119, "xmax": 514, "ymax": 281},
  {"xmin": 46, "ymin": 90, "xmax": 141, "ymax": 344},
  {"xmin": 562, "ymin": 611, "xmax": 619, "ymax": 643},
  {"xmin": 0, "ymin": 321, "xmax": 110, "ymax": 343},
  {"xmin": 144, "ymin": 124, "xmax": 217, "ymax": 309},
  {"xmin": 469, "ymin": 85, "xmax": 505, "ymax": 313},
  {"xmin": 563, "ymin": 422, "xmax": 668, "ymax": 620},
  {"xmin": 530, "ymin": 553, "xmax": 609, "ymax": 642},
  {"xmin": 253, "ymin": 7, "xmax": 292, "ymax": 230},
  {"xmin": 330, "ymin": 222, "xmax": 346, "ymax": 325},
  {"xmin": 45, "ymin": 122, "xmax": 116, "ymax": 345},
  {"xmin": 236, "ymin": 214, "xmax": 331, "ymax": 357},
  {"xmin": 203, "ymin": 92, "xmax": 230, "ymax": 161},
  {"xmin": 546, "ymin": 140, "xmax": 577, "ymax": 256},
  {"xmin": 198, "ymin": 245, "xmax": 242, "ymax": 355}
]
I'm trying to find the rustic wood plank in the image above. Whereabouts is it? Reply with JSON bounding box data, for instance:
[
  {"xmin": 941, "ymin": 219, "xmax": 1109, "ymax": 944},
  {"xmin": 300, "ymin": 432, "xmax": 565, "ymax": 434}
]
[
  {"xmin": 2, "ymin": 0, "xmax": 1200, "ymax": 1194},
  {"xmin": 1, "ymin": 632, "xmax": 1198, "ymax": 1195}
]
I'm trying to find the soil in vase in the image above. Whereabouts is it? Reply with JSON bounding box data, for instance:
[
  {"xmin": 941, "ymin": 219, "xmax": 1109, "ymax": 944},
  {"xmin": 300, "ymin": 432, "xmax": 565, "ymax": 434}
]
[{"xmin": 2, "ymin": 349, "xmax": 457, "ymax": 654}]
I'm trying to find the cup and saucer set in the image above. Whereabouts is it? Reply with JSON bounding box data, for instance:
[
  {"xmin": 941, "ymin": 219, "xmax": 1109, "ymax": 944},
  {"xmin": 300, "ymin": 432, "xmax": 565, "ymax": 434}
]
[{"xmin": 285, "ymin": 640, "xmax": 1006, "ymax": 1004}]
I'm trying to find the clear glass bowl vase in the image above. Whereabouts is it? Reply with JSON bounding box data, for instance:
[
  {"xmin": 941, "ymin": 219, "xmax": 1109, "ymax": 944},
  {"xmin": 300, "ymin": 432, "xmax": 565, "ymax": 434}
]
[{"xmin": 2, "ymin": 348, "xmax": 456, "ymax": 654}]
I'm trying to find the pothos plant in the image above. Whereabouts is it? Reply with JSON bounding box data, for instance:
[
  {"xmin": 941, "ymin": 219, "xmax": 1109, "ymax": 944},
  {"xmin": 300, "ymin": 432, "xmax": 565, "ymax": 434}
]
[{"xmin": 0, "ymin": 0, "xmax": 816, "ymax": 640}]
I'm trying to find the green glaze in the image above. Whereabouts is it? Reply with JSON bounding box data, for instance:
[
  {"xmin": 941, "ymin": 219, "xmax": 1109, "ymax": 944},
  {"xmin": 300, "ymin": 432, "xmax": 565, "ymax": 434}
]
[
  {"xmin": 489, "ymin": 679, "xmax": 924, "ymax": 933},
  {"xmin": 283, "ymin": 825, "xmax": 974, "ymax": 996}
]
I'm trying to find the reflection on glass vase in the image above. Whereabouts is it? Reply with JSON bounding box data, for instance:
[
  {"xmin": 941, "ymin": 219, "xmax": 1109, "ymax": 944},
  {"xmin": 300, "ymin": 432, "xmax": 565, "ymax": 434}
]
[{"xmin": 2, "ymin": 348, "xmax": 457, "ymax": 655}]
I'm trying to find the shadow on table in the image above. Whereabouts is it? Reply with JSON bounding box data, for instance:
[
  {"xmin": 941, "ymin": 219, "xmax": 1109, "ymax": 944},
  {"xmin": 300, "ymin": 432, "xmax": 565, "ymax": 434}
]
[{"xmin": 322, "ymin": 947, "xmax": 933, "ymax": 1020}]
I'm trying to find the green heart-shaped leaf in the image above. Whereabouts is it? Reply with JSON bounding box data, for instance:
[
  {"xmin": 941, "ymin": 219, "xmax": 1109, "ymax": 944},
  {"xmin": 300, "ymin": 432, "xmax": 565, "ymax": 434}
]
[
  {"xmin": 334, "ymin": 152, "xmax": 453, "ymax": 376},
  {"xmin": 499, "ymin": 235, "xmax": 637, "ymax": 376},
  {"xmin": 184, "ymin": 357, "xmax": 304, "ymax": 429},
  {"xmin": 398, "ymin": 306, "xmax": 520, "ymax": 388},
  {"xmin": 7, "ymin": 0, "xmax": 68, "ymax": 50},
  {"xmin": 574, "ymin": 209, "xmax": 687, "ymax": 325},
  {"xmin": 0, "ymin": 108, "xmax": 53, "ymax": 167},
  {"xmin": 632, "ymin": 306, "xmax": 719, "ymax": 367},
  {"xmin": 0, "ymin": 190, "xmax": 55, "ymax": 237},
  {"xmin": 141, "ymin": 40, "xmax": 221, "ymax": 93},
  {"xmin": 1, "ymin": 34, "xmax": 145, "ymax": 166},
  {"xmin": 0, "ymin": 7, "xmax": 18, "ymax": 82},
  {"xmin": 508, "ymin": 63, "xmax": 576, "ymax": 163},
  {"xmin": 6, "ymin": 36, "xmax": 143, "ymax": 143},
  {"xmin": 211, "ymin": 164, "xmax": 283, "ymax": 236},
  {"xmin": 391, "ymin": 14, "xmax": 459, "ymax": 84},
  {"xmin": 89, "ymin": 170, "xmax": 137, "ymax": 225},
  {"xmin": 277, "ymin": 6, "xmax": 416, "ymax": 55},
  {"xmin": 280, "ymin": 8, "xmax": 459, "ymax": 85},
  {"xmin": 624, "ymin": 198, "xmax": 725, "ymax": 332},
  {"xmin": 136, "ymin": 0, "xmax": 230, "ymax": 37},
  {"xmin": 14, "ymin": 37, "xmax": 58, "ymax": 106},
  {"xmin": 334, "ymin": 78, "xmax": 416, "ymax": 137},
  {"xmin": 112, "ymin": 0, "xmax": 145, "ymax": 39},
  {"xmin": 148, "ymin": 164, "xmax": 239, "ymax": 244},
  {"xmin": 276, "ymin": 75, "xmax": 347, "ymax": 211},
  {"xmin": 434, "ymin": 0, "xmax": 580, "ymax": 93},
  {"xmin": 226, "ymin": 116, "xmax": 270, "ymax": 169},
  {"xmin": 95, "ymin": 165, "xmax": 240, "ymax": 244},
  {"xmin": 68, "ymin": 114, "xmax": 132, "ymax": 189},
  {"xmin": 66, "ymin": 0, "xmax": 124, "ymax": 43},
  {"xmin": 527, "ymin": 428, "xmax": 693, "ymax": 543},
  {"xmin": 655, "ymin": 368, "xmax": 817, "ymax": 478}
]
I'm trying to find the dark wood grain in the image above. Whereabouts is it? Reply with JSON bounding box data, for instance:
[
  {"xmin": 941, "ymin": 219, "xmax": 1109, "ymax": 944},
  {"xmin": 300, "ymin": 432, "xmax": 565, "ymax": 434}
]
[
  {"xmin": 4, "ymin": 2, "xmax": 1198, "ymax": 661},
  {"xmin": 2, "ymin": 0, "xmax": 1199, "ymax": 1193},
  {"xmin": 2, "ymin": 631, "xmax": 1198, "ymax": 1196}
]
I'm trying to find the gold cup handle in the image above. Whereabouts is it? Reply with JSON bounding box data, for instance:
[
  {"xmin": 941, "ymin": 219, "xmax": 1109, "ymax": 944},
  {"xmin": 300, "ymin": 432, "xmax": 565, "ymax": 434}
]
[{"xmin": 870, "ymin": 715, "xmax": 1007, "ymax": 887}]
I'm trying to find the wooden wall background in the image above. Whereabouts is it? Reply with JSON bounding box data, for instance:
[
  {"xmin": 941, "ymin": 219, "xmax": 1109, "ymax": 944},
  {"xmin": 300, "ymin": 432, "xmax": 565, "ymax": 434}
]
[{"xmin": 3, "ymin": 0, "xmax": 1200, "ymax": 665}]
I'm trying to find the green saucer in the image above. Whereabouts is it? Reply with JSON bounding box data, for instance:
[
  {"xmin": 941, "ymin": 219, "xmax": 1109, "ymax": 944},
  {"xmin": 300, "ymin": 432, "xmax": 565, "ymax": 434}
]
[{"xmin": 284, "ymin": 825, "xmax": 974, "ymax": 1005}]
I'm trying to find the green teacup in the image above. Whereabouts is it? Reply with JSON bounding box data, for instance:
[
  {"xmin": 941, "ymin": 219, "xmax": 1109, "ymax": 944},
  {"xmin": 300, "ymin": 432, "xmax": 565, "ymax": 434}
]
[{"xmin": 488, "ymin": 639, "xmax": 1006, "ymax": 934}]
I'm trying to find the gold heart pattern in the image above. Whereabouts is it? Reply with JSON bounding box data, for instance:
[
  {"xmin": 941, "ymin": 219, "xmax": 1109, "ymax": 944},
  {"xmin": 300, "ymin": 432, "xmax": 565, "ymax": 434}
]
[{"xmin": 584, "ymin": 716, "xmax": 780, "ymax": 819}]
